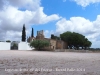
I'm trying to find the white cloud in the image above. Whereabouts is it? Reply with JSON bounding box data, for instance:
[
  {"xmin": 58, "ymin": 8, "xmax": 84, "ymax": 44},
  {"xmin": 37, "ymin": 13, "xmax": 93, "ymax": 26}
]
[
  {"xmin": 44, "ymin": 30, "xmax": 54, "ymax": 38},
  {"xmin": 72, "ymin": 0, "xmax": 100, "ymax": 7},
  {"xmin": 30, "ymin": 7, "xmax": 61, "ymax": 24},
  {"xmin": 92, "ymin": 41, "xmax": 100, "ymax": 48},
  {"xmin": 55, "ymin": 15, "xmax": 100, "ymax": 47},
  {"xmin": 0, "ymin": 0, "xmax": 60, "ymax": 41},
  {"xmin": 0, "ymin": 0, "xmax": 40, "ymax": 11}
]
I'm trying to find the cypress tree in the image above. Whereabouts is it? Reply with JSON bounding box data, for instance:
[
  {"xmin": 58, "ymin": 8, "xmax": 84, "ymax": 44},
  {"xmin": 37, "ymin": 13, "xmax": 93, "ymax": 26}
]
[
  {"xmin": 22, "ymin": 24, "xmax": 26, "ymax": 41},
  {"xmin": 31, "ymin": 28, "xmax": 34, "ymax": 37}
]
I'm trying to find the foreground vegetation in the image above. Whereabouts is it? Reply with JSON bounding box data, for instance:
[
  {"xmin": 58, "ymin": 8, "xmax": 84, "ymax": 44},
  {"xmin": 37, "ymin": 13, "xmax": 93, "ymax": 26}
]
[{"xmin": 30, "ymin": 40, "xmax": 50, "ymax": 50}]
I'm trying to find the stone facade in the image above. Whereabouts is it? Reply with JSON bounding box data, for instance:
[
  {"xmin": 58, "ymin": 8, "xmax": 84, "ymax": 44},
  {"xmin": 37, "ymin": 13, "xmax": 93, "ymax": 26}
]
[
  {"xmin": 50, "ymin": 39, "xmax": 57, "ymax": 50},
  {"xmin": 56, "ymin": 40, "xmax": 67, "ymax": 49},
  {"xmin": 36, "ymin": 30, "xmax": 44, "ymax": 39},
  {"xmin": 43, "ymin": 38, "xmax": 67, "ymax": 50},
  {"xmin": 43, "ymin": 39, "xmax": 57, "ymax": 50},
  {"xmin": 27, "ymin": 30, "xmax": 67, "ymax": 50}
]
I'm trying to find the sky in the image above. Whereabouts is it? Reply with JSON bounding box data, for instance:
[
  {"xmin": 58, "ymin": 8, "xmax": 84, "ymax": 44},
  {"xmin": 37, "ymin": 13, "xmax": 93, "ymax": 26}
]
[{"xmin": 0, "ymin": 0, "xmax": 100, "ymax": 48}]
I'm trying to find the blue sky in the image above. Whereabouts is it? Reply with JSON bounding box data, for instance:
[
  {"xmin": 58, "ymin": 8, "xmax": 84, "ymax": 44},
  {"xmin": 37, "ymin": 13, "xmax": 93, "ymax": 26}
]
[
  {"xmin": 32, "ymin": 0, "xmax": 100, "ymax": 32},
  {"xmin": 0, "ymin": 0, "xmax": 100, "ymax": 48},
  {"xmin": 41, "ymin": 0, "xmax": 100, "ymax": 20},
  {"xmin": 31, "ymin": 0, "xmax": 100, "ymax": 48}
]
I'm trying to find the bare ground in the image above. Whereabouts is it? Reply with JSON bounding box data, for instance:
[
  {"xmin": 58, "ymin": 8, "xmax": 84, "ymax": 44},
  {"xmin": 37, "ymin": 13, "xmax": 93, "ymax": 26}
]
[{"xmin": 0, "ymin": 50, "xmax": 100, "ymax": 75}]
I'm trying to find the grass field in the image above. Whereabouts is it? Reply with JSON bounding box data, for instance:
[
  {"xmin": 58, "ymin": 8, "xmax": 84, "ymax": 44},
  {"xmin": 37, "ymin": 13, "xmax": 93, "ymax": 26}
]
[{"xmin": 0, "ymin": 50, "xmax": 100, "ymax": 75}]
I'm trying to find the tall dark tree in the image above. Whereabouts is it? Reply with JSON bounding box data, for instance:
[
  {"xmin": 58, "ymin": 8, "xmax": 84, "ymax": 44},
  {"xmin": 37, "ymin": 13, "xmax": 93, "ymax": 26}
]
[
  {"xmin": 31, "ymin": 28, "xmax": 34, "ymax": 37},
  {"xmin": 22, "ymin": 24, "xmax": 26, "ymax": 41}
]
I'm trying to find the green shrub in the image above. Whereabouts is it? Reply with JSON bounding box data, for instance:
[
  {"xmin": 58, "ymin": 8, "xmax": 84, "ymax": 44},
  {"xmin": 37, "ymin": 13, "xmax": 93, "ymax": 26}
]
[
  {"xmin": 30, "ymin": 40, "xmax": 50, "ymax": 50},
  {"xmin": 6, "ymin": 40, "xmax": 11, "ymax": 42}
]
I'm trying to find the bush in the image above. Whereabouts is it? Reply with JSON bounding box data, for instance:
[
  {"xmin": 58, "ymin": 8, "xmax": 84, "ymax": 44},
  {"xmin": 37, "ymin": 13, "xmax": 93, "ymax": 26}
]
[
  {"xmin": 30, "ymin": 40, "xmax": 50, "ymax": 50},
  {"xmin": 6, "ymin": 40, "xmax": 11, "ymax": 42}
]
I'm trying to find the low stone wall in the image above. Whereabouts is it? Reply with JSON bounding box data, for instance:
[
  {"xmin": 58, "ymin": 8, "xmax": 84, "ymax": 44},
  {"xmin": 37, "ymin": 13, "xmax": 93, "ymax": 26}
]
[{"xmin": 55, "ymin": 49, "xmax": 92, "ymax": 53}]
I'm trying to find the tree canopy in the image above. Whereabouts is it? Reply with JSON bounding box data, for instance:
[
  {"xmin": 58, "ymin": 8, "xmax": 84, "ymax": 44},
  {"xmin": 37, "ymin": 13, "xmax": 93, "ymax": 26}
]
[
  {"xmin": 60, "ymin": 31, "xmax": 92, "ymax": 50},
  {"xmin": 6, "ymin": 40, "xmax": 11, "ymax": 42},
  {"xmin": 30, "ymin": 40, "xmax": 50, "ymax": 50},
  {"xmin": 51, "ymin": 34, "xmax": 60, "ymax": 40}
]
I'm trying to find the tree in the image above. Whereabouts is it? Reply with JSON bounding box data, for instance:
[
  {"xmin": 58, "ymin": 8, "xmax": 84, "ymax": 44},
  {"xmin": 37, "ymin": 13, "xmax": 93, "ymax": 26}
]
[
  {"xmin": 22, "ymin": 24, "xmax": 26, "ymax": 42},
  {"xmin": 30, "ymin": 40, "xmax": 50, "ymax": 50},
  {"xmin": 51, "ymin": 34, "xmax": 55, "ymax": 39},
  {"xmin": 71, "ymin": 32, "xmax": 85, "ymax": 49},
  {"xmin": 84, "ymin": 38, "xmax": 92, "ymax": 50},
  {"xmin": 31, "ymin": 28, "xmax": 34, "ymax": 37},
  {"xmin": 51, "ymin": 34, "xmax": 60, "ymax": 40},
  {"xmin": 60, "ymin": 31, "xmax": 92, "ymax": 50},
  {"xmin": 13, "ymin": 43, "xmax": 17, "ymax": 47},
  {"xmin": 6, "ymin": 40, "xmax": 11, "ymax": 42},
  {"xmin": 60, "ymin": 31, "xmax": 73, "ymax": 49}
]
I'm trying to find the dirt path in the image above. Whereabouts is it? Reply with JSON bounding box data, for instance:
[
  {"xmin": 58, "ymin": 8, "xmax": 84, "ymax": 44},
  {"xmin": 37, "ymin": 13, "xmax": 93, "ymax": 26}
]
[{"xmin": 0, "ymin": 50, "xmax": 100, "ymax": 75}]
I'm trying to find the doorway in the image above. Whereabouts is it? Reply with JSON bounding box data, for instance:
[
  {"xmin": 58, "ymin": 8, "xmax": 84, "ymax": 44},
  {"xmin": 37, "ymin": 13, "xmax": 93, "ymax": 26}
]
[{"xmin": 10, "ymin": 42, "xmax": 18, "ymax": 50}]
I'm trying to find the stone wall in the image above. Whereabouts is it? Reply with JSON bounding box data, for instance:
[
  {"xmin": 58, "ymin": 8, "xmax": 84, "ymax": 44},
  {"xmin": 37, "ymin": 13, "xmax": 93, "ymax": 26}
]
[
  {"xmin": 55, "ymin": 49, "xmax": 92, "ymax": 52},
  {"xmin": 56, "ymin": 40, "xmax": 67, "ymax": 49},
  {"xmin": 43, "ymin": 39, "xmax": 67, "ymax": 50},
  {"xmin": 50, "ymin": 39, "xmax": 56, "ymax": 50},
  {"xmin": 36, "ymin": 35, "xmax": 44, "ymax": 39}
]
